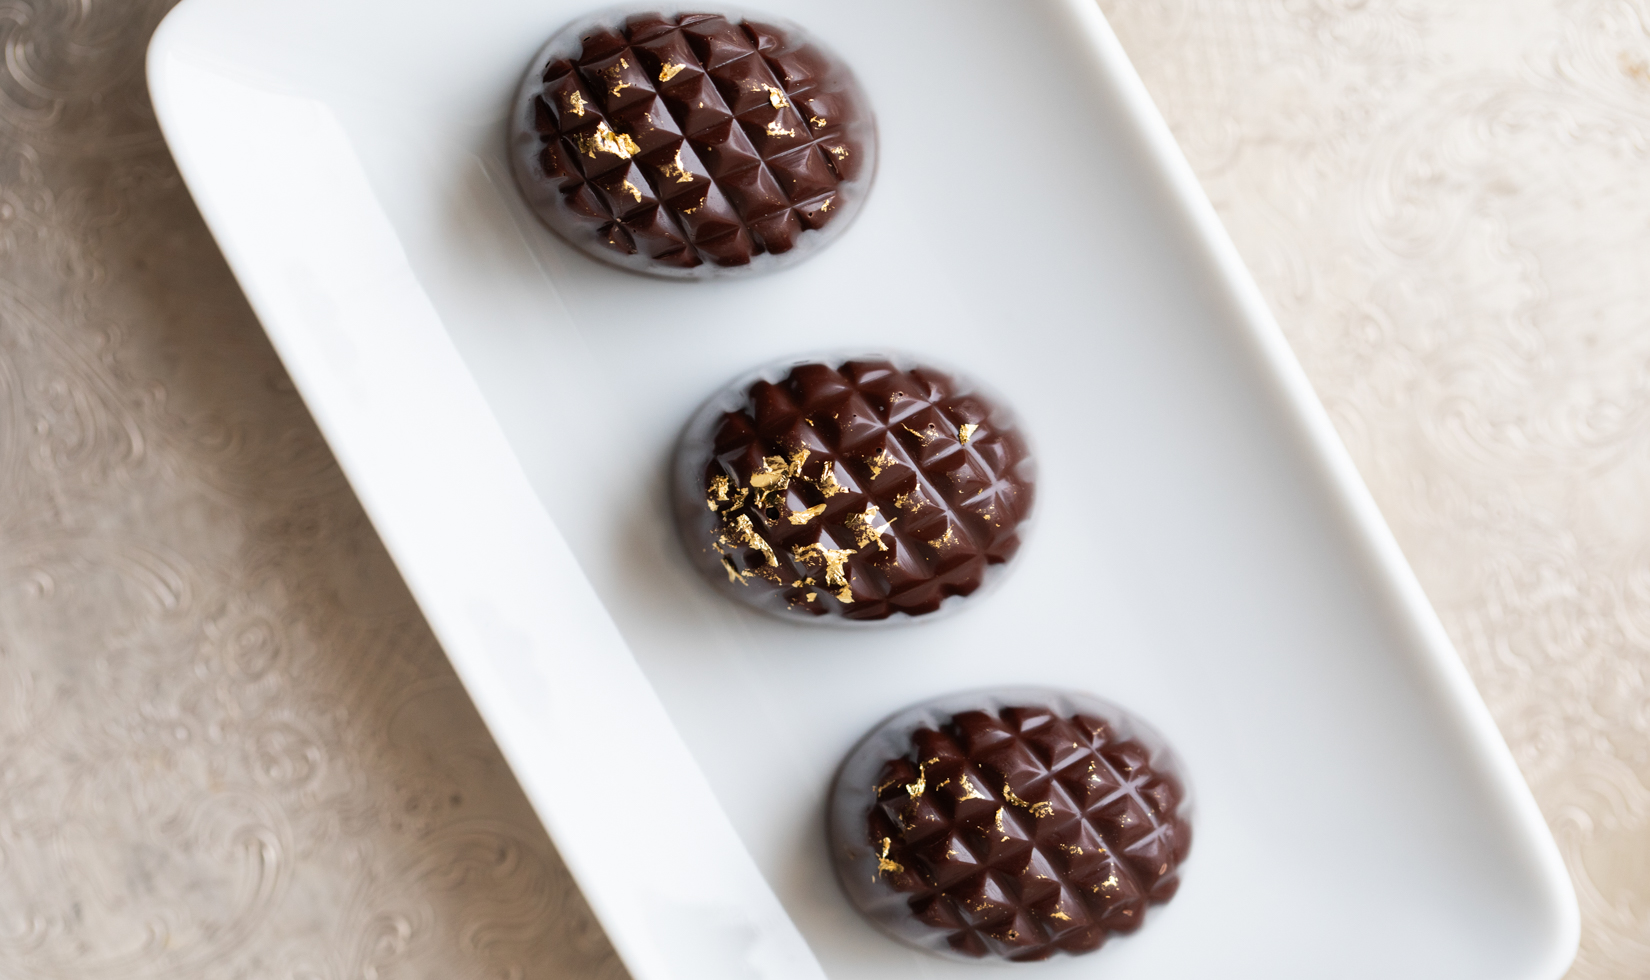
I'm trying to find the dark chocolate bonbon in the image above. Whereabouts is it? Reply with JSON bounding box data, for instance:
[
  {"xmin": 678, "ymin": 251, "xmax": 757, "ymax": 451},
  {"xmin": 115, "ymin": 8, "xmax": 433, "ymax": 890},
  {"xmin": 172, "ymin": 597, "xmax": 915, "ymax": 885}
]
[
  {"xmin": 829, "ymin": 690, "xmax": 1192, "ymax": 962},
  {"xmin": 509, "ymin": 10, "xmax": 876, "ymax": 278},
  {"xmin": 673, "ymin": 355, "xmax": 1035, "ymax": 623}
]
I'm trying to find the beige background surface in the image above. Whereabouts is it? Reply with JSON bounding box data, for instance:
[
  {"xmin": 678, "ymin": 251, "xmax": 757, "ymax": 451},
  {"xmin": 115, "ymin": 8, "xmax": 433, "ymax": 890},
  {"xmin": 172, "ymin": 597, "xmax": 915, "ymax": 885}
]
[{"xmin": 1, "ymin": 0, "xmax": 1646, "ymax": 976}]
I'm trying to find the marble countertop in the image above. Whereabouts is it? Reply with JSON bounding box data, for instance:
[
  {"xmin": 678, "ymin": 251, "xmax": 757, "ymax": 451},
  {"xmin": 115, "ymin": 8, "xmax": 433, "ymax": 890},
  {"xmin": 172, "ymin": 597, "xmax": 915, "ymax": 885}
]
[{"xmin": 1, "ymin": 0, "xmax": 1645, "ymax": 976}]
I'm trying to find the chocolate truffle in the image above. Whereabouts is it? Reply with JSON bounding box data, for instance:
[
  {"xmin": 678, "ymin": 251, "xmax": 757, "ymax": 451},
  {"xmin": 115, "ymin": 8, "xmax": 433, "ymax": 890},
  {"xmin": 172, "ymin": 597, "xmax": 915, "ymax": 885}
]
[
  {"xmin": 829, "ymin": 690, "xmax": 1192, "ymax": 962},
  {"xmin": 509, "ymin": 10, "xmax": 876, "ymax": 278},
  {"xmin": 673, "ymin": 355, "xmax": 1035, "ymax": 623}
]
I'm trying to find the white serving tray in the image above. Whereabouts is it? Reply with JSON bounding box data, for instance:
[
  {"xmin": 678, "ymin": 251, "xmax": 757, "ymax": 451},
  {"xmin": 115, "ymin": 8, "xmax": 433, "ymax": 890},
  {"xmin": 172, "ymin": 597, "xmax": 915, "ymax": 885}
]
[{"xmin": 147, "ymin": 2, "xmax": 1579, "ymax": 977}]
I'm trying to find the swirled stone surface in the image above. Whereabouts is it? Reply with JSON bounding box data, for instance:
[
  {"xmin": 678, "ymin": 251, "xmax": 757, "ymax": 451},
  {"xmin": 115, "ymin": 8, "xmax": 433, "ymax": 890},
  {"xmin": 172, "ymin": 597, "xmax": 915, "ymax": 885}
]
[
  {"xmin": 1103, "ymin": 1, "xmax": 1650, "ymax": 975},
  {"xmin": 510, "ymin": 11, "xmax": 875, "ymax": 278},
  {"xmin": 674, "ymin": 356, "xmax": 1034, "ymax": 623},
  {"xmin": 0, "ymin": 1, "xmax": 627, "ymax": 978},
  {"xmin": 830, "ymin": 691, "xmax": 1190, "ymax": 962}
]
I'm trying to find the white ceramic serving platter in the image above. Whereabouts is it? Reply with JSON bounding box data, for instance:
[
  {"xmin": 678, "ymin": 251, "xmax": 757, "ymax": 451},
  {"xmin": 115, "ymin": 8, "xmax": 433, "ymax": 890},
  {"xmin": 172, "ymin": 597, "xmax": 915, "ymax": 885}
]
[{"xmin": 147, "ymin": 1, "xmax": 1580, "ymax": 977}]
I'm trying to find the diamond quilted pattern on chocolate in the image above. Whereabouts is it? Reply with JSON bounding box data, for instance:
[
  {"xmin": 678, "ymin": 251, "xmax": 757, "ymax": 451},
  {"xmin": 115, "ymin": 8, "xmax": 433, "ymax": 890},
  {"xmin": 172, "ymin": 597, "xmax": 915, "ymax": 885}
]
[
  {"xmin": 673, "ymin": 356, "xmax": 1035, "ymax": 623},
  {"xmin": 510, "ymin": 11, "xmax": 876, "ymax": 278},
  {"xmin": 830, "ymin": 692, "xmax": 1192, "ymax": 963}
]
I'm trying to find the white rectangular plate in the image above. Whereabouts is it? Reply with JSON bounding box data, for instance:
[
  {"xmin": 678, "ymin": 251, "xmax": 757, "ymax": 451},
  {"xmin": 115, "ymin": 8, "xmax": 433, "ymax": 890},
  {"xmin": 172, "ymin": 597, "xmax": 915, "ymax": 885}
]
[{"xmin": 148, "ymin": 1, "xmax": 1579, "ymax": 977}]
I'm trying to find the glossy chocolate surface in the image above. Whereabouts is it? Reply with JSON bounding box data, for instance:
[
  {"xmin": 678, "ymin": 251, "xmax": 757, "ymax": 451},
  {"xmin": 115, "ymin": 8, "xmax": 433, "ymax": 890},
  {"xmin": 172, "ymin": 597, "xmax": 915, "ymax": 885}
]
[
  {"xmin": 831, "ymin": 694, "xmax": 1192, "ymax": 962},
  {"xmin": 509, "ymin": 12, "xmax": 875, "ymax": 278},
  {"xmin": 674, "ymin": 356, "xmax": 1034, "ymax": 623}
]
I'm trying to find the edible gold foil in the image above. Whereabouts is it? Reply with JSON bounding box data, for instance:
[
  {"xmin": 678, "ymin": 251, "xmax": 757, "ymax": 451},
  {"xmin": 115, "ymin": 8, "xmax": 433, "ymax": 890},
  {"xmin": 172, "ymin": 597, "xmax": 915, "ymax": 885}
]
[
  {"xmin": 662, "ymin": 147, "xmax": 694, "ymax": 183},
  {"xmin": 574, "ymin": 122, "xmax": 640, "ymax": 160},
  {"xmin": 958, "ymin": 422, "xmax": 980, "ymax": 444},
  {"xmin": 792, "ymin": 542, "xmax": 855, "ymax": 586},
  {"xmin": 905, "ymin": 762, "xmax": 927, "ymax": 799},
  {"xmin": 658, "ymin": 62, "xmax": 686, "ymax": 82},
  {"xmin": 787, "ymin": 502, "xmax": 827, "ymax": 525},
  {"xmin": 602, "ymin": 57, "xmax": 632, "ymax": 96},
  {"xmin": 845, "ymin": 503, "xmax": 892, "ymax": 551},
  {"xmin": 813, "ymin": 463, "xmax": 846, "ymax": 497},
  {"xmin": 729, "ymin": 514, "xmax": 777, "ymax": 566},
  {"xmin": 719, "ymin": 555, "xmax": 748, "ymax": 584},
  {"xmin": 954, "ymin": 772, "xmax": 989, "ymax": 802},
  {"xmin": 1001, "ymin": 782, "xmax": 1055, "ymax": 819},
  {"xmin": 867, "ymin": 448, "xmax": 897, "ymax": 478},
  {"xmin": 706, "ymin": 474, "xmax": 730, "ymax": 511},
  {"xmin": 874, "ymin": 837, "xmax": 904, "ymax": 879}
]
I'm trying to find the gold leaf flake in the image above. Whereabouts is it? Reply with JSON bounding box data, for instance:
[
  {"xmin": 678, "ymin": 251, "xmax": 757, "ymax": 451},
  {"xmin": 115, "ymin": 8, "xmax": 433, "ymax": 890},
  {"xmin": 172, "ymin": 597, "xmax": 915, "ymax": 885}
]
[
  {"xmin": 564, "ymin": 91, "xmax": 589, "ymax": 116},
  {"xmin": 621, "ymin": 179, "xmax": 643, "ymax": 202},
  {"xmin": 954, "ymin": 772, "xmax": 989, "ymax": 802},
  {"xmin": 874, "ymin": 837, "xmax": 904, "ymax": 879},
  {"xmin": 766, "ymin": 119, "xmax": 797, "ymax": 137},
  {"xmin": 819, "ymin": 197, "xmax": 833, "ymax": 211},
  {"xmin": 602, "ymin": 57, "xmax": 632, "ymax": 96},
  {"xmin": 792, "ymin": 542, "xmax": 855, "ymax": 587},
  {"xmin": 905, "ymin": 762, "xmax": 927, "ymax": 798},
  {"xmin": 958, "ymin": 422, "xmax": 980, "ymax": 444},
  {"xmin": 813, "ymin": 462, "xmax": 847, "ymax": 497},
  {"xmin": 750, "ymin": 448, "xmax": 810, "ymax": 511},
  {"xmin": 719, "ymin": 555, "xmax": 748, "ymax": 584},
  {"xmin": 749, "ymin": 457, "xmax": 787, "ymax": 491},
  {"xmin": 1001, "ymin": 782, "xmax": 1054, "ymax": 818},
  {"xmin": 658, "ymin": 61, "xmax": 686, "ymax": 82},
  {"xmin": 810, "ymin": 114, "xmax": 828, "ymax": 129},
  {"xmin": 788, "ymin": 502, "xmax": 827, "ymax": 525},
  {"xmin": 574, "ymin": 121, "xmax": 640, "ymax": 160},
  {"xmin": 762, "ymin": 84, "xmax": 791, "ymax": 108},
  {"xmin": 926, "ymin": 526, "xmax": 958, "ymax": 551},
  {"xmin": 828, "ymin": 144, "xmax": 850, "ymax": 158},
  {"xmin": 729, "ymin": 514, "xmax": 777, "ymax": 566},
  {"xmin": 845, "ymin": 503, "xmax": 892, "ymax": 551},
  {"xmin": 902, "ymin": 422, "xmax": 937, "ymax": 444},
  {"xmin": 662, "ymin": 147, "xmax": 694, "ymax": 183},
  {"xmin": 707, "ymin": 474, "xmax": 730, "ymax": 510},
  {"xmin": 867, "ymin": 448, "xmax": 897, "ymax": 478},
  {"xmin": 893, "ymin": 488, "xmax": 925, "ymax": 512},
  {"xmin": 1050, "ymin": 910, "xmax": 1072, "ymax": 922}
]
